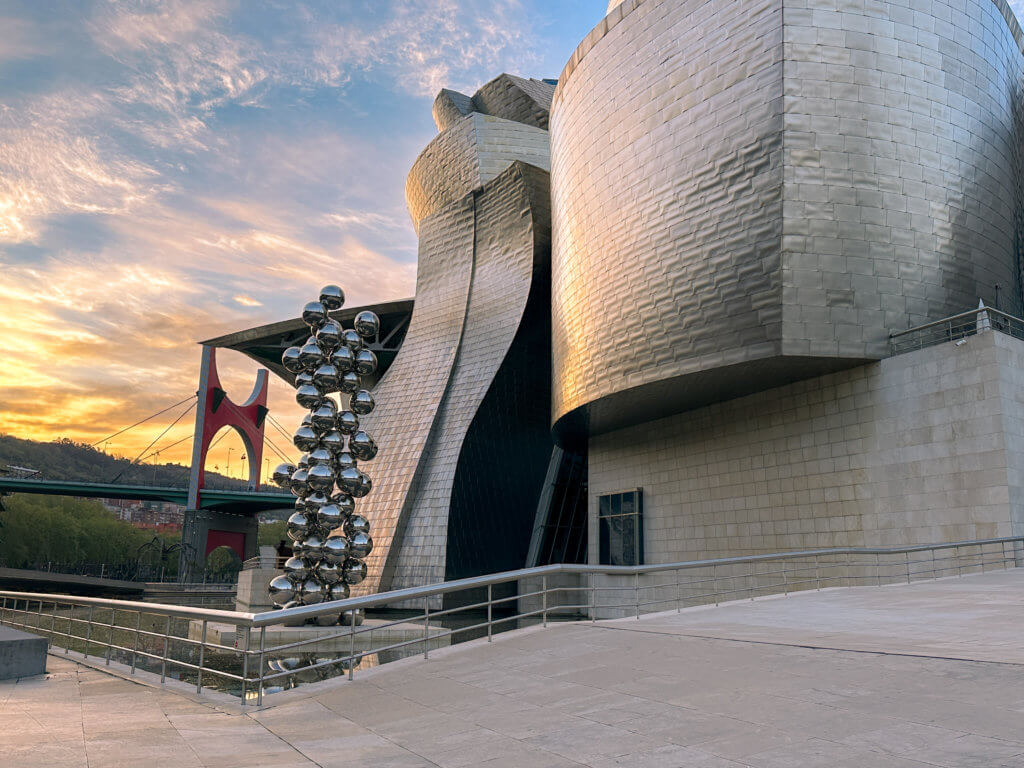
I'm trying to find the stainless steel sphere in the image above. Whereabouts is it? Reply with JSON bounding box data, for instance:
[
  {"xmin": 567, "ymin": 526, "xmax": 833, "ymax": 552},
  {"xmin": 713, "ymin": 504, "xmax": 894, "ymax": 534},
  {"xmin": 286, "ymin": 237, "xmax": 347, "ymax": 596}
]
[
  {"xmin": 279, "ymin": 605, "xmax": 306, "ymax": 627},
  {"xmin": 302, "ymin": 535, "xmax": 325, "ymax": 562},
  {"xmin": 342, "ymin": 559, "xmax": 368, "ymax": 585},
  {"xmin": 311, "ymin": 403, "xmax": 338, "ymax": 434},
  {"xmin": 354, "ymin": 310, "xmax": 380, "ymax": 339},
  {"xmin": 272, "ymin": 463, "xmax": 296, "ymax": 488},
  {"xmin": 267, "ymin": 575, "xmax": 298, "ymax": 607},
  {"xmin": 316, "ymin": 561, "xmax": 342, "ymax": 584},
  {"xmin": 294, "ymin": 371, "xmax": 315, "ymax": 390},
  {"xmin": 331, "ymin": 493, "xmax": 355, "ymax": 516},
  {"xmin": 314, "ymin": 613, "xmax": 337, "ymax": 627},
  {"xmin": 303, "ymin": 491, "xmax": 330, "ymax": 518},
  {"xmin": 319, "ymin": 284, "xmax": 345, "ymax": 310},
  {"xmin": 292, "ymin": 425, "xmax": 319, "ymax": 452},
  {"xmin": 301, "ymin": 301, "xmax": 328, "ymax": 329},
  {"xmin": 316, "ymin": 319, "xmax": 343, "ymax": 352},
  {"xmin": 337, "ymin": 466, "xmax": 361, "ymax": 495},
  {"xmin": 344, "ymin": 514, "xmax": 370, "ymax": 537},
  {"xmin": 312, "ymin": 363, "xmax": 340, "ymax": 394},
  {"xmin": 298, "ymin": 341, "xmax": 325, "ymax": 371},
  {"xmin": 288, "ymin": 467, "xmax": 309, "ymax": 496},
  {"xmin": 322, "ymin": 535, "xmax": 350, "ymax": 564},
  {"xmin": 283, "ymin": 556, "xmax": 309, "ymax": 581},
  {"xmin": 339, "ymin": 370, "xmax": 361, "ymax": 394},
  {"xmin": 340, "ymin": 608, "xmax": 364, "ymax": 626},
  {"xmin": 307, "ymin": 447, "xmax": 333, "ymax": 467},
  {"xmin": 306, "ymin": 463, "xmax": 334, "ymax": 493},
  {"xmin": 352, "ymin": 471, "xmax": 372, "ymax": 498},
  {"xmin": 349, "ymin": 532, "xmax": 373, "ymax": 558},
  {"xmin": 354, "ymin": 349, "xmax": 377, "ymax": 376},
  {"xmin": 293, "ymin": 497, "xmax": 306, "ymax": 516},
  {"xmin": 298, "ymin": 578, "xmax": 324, "ymax": 604},
  {"xmin": 295, "ymin": 384, "xmax": 323, "ymax": 410},
  {"xmin": 286, "ymin": 511, "xmax": 309, "ymax": 541},
  {"xmin": 336, "ymin": 410, "xmax": 359, "ymax": 435},
  {"xmin": 335, "ymin": 451, "xmax": 357, "ymax": 470},
  {"xmin": 281, "ymin": 346, "xmax": 304, "ymax": 373},
  {"xmin": 328, "ymin": 582, "xmax": 350, "ymax": 601},
  {"xmin": 321, "ymin": 429, "xmax": 345, "ymax": 455},
  {"xmin": 350, "ymin": 390, "xmax": 374, "ymax": 415},
  {"xmin": 330, "ymin": 346, "xmax": 355, "ymax": 373},
  {"xmin": 318, "ymin": 503, "xmax": 344, "ymax": 531},
  {"xmin": 341, "ymin": 328, "xmax": 362, "ymax": 351},
  {"xmin": 348, "ymin": 431, "xmax": 378, "ymax": 461},
  {"xmin": 290, "ymin": 537, "xmax": 309, "ymax": 558}
]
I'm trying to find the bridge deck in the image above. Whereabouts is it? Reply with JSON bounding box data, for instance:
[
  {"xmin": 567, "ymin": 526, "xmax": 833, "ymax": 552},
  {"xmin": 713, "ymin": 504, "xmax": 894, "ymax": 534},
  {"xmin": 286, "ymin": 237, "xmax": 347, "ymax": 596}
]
[{"xmin": 3, "ymin": 570, "xmax": 1023, "ymax": 767}]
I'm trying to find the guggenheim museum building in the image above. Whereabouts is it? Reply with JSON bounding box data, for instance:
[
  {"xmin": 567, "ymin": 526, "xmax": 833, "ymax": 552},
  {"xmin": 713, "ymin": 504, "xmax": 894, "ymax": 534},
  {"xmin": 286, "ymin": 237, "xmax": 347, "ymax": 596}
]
[{"xmin": 213, "ymin": 0, "xmax": 1024, "ymax": 592}]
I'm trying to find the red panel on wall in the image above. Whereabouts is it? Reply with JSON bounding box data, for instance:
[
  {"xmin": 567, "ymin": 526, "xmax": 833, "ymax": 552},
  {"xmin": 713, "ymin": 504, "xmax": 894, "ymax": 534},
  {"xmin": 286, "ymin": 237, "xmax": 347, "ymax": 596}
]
[{"xmin": 205, "ymin": 529, "xmax": 246, "ymax": 559}]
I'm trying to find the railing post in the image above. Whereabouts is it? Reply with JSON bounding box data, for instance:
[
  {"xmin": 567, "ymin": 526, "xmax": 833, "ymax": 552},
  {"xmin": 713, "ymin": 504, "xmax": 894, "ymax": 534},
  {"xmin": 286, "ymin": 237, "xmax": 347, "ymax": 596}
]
[
  {"xmin": 240, "ymin": 626, "xmax": 251, "ymax": 706},
  {"xmin": 65, "ymin": 604, "xmax": 72, "ymax": 654},
  {"xmin": 875, "ymin": 553, "xmax": 881, "ymax": 586},
  {"xmin": 676, "ymin": 568, "xmax": 682, "ymax": 612},
  {"xmin": 591, "ymin": 574, "xmax": 597, "ymax": 622},
  {"xmin": 84, "ymin": 605, "xmax": 94, "ymax": 658},
  {"xmin": 905, "ymin": 551, "xmax": 911, "ymax": 583},
  {"xmin": 783, "ymin": 562, "xmax": 789, "ymax": 596},
  {"xmin": 543, "ymin": 576, "xmax": 548, "ymax": 627},
  {"xmin": 1002, "ymin": 540, "xmax": 1008, "ymax": 570},
  {"xmin": 348, "ymin": 612, "xmax": 356, "ymax": 680},
  {"xmin": 956, "ymin": 545, "xmax": 962, "ymax": 577},
  {"xmin": 160, "ymin": 615, "xmax": 170, "ymax": 683},
  {"xmin": 713, "ymin": 565, "xmax": 719, "ymax": 606},
  {"xmin": 814, "ymin": 556, "xmax": 820, "ymax": 591},
  {"xmin": 423, "ymin": 603, "xmax": 430, "ymax": 659},
  {"xmin": 48, "ymin": 601, "xmax": 57, "ymax": 643},
  {"xmin": 105, "ymin": 607, "xmax": 116, "ymax": 665},
  {"xmin": 980, "ymin": 543, "xmax": 986, "ymax": 573},
  {"xmin": 634, "ymin": 572, "xmax": 640, "ymax": 618},
  {"xmin": 931, "ymin": 548, "xmax": 937, "ymax": 580},
  {"xmin": 256, "ymin": 627, "xmax": 266, "ymax": 706},
  {"xmin": 487, "ymin": 584, "xmax": 493, "ymax": 642},
  {"xmin": 1, "ymin": 596, "xmax": 7, "ymax": 625},
  {"xmin": 196, "ymin": 620, "xmax": 207, "ymax": 694},
  {"xmin": 130, "ymin": 611, "xmax": 141, "ymax": 674}
]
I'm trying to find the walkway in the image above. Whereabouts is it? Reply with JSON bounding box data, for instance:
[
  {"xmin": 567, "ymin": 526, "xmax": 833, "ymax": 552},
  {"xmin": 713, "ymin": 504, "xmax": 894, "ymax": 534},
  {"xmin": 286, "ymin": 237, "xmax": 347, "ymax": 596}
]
[{"xmin": 3, "ymin": 570, "xmax": 1023, "ymax": 767}]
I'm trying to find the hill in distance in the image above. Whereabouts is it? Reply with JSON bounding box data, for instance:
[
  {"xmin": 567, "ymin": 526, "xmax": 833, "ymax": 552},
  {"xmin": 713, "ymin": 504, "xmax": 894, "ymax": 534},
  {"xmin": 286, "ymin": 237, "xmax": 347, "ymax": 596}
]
[{"xmin": 0, "ymin": 434, "xmax": 252, "ymax": 490}]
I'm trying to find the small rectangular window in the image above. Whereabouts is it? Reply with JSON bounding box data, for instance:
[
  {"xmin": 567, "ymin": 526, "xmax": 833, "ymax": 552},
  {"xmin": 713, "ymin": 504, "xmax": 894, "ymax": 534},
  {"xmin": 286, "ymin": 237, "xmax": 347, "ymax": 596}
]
[{"xmin": 597, "ymin": 488, "xmax": 643, "ymax": 566}]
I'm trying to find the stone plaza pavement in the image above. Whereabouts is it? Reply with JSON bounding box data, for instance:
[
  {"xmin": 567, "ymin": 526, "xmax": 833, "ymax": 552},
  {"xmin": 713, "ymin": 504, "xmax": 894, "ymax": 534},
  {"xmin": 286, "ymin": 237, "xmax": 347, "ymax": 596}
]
[{"xmin": 2, "ymin": 570, "xmax": 1023, "ymax": 768}]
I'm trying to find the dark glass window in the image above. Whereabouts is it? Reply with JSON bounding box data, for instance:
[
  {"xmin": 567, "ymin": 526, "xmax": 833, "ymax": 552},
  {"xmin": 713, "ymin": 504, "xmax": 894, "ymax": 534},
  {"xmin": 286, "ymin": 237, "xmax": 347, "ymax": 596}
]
[{"xmin": 598, "ymin": 488, "xmax": 643, "ymax": 565}]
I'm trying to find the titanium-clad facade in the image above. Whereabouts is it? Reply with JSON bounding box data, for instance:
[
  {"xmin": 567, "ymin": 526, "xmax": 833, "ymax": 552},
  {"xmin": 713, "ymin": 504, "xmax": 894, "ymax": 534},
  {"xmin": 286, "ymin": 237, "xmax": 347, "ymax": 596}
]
[{"xmin": 551, "ymin": 0, "xmax": 1024, "ymax": 442}]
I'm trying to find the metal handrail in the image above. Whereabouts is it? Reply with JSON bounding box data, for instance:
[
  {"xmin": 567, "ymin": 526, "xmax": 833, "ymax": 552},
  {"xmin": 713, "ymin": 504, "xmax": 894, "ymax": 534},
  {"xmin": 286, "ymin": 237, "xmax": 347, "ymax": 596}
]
[
  {"xmin": 888, "ymin": 306, "xmax": 1013, "ymax": 339},
  {"xmin": 1, "ymin": 535, "xmax": 1019, "ymax": 705}
]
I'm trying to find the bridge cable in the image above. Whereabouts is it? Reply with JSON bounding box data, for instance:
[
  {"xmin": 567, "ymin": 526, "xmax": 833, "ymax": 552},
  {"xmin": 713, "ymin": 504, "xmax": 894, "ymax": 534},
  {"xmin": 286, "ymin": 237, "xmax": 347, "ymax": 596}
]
[
  {"xmin": 108, "ymin": 401, "xmax": 196, "ymax": 483},
  {"xmin": 136, "ymin": 432, "xmax": 193, "ymax": 465},
  {"xmin": 90, "ymin": 395, "xmax": 196, "ymax": 448}
]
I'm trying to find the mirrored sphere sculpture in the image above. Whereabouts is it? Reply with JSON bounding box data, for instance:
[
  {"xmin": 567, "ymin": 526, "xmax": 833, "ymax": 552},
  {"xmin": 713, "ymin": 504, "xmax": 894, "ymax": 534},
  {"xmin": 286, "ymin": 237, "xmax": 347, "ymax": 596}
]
[{"xmin": 267, "ymin": 283, "xmax": 384, "ymax": 626}]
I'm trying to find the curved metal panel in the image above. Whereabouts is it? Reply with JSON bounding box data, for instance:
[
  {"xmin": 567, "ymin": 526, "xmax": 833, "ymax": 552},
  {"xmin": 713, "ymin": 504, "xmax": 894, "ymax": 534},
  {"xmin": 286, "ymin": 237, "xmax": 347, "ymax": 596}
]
[{"xmin": 550, "ymin": 0, "xmax": 1024, "ymax": 442}]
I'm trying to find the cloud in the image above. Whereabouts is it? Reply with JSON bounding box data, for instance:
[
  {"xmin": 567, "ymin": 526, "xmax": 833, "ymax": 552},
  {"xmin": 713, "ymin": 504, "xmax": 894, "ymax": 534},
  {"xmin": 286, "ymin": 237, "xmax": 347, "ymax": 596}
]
[{"xmin": 233, "ymin": 294, "xmax": 262, "ymax": 307}]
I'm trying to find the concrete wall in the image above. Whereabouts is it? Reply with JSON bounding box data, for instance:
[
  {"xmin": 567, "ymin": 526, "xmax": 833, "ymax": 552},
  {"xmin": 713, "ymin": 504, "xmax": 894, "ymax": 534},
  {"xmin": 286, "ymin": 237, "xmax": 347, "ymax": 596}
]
[{"xmin": 588, "ymin": 329, "xmax": 1024, "ymax": 564}]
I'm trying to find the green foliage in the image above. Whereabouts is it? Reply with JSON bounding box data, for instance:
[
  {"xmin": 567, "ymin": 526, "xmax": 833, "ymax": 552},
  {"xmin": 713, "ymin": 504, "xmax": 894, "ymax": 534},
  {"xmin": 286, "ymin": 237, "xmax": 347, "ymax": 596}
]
[
  {"xmin": 258, "ymin": 519, "xmax": 288, "ymax": 548},
  {"xmin": 205, "ymin": 545, "xmax": 242, "ymax": 578},
  {"xmin": 0, "ymin": 494, "xmax": 179, "ymax": 574},
  {"xmin": 0, "ymin": 434, "xmax": 246, "ymax": 488}
]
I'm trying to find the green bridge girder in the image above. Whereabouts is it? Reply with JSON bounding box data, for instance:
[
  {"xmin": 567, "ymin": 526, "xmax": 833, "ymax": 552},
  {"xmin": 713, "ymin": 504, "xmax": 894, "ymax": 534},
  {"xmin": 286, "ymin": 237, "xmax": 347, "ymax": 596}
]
[{"xmin": 0, "ymin": 477, "xmax": 293, "ymax": 515}]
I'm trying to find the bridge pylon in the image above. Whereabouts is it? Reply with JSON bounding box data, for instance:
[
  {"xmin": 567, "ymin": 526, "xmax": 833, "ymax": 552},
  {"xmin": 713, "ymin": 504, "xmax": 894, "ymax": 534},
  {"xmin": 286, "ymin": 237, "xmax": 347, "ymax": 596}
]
[{"xmin": 179, "ymin": 346, "xmax": 270, "ymax": 580}]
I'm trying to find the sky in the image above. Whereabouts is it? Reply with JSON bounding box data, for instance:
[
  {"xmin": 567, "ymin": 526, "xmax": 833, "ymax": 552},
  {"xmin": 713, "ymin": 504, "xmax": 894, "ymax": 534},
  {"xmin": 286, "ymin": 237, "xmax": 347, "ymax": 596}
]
[{"xmin": 0, "ymin": 0, "xmax": 604, "ymax": 478}]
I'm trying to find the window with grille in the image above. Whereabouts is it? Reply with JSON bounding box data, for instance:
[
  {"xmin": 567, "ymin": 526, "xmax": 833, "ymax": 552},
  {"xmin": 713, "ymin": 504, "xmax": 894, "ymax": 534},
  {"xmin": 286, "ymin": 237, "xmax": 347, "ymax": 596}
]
[{"xmin": 598, "ymin": 488, "xmax": 643, "ymax": 566}]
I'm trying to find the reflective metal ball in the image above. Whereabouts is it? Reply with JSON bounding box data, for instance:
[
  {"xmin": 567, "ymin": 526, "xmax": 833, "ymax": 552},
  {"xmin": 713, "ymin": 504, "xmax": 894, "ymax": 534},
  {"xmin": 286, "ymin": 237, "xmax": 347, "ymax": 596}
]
[
  {"xmin": 318, "ymin": 503, "xmax": 344, "ymax": 531},
  {"xmin": 348, "ymin": 431, "xmax": 378, "ymax": 461},
  {"xmin": 354, "ymin": 349, "xmax": 377, "ymax": 377},
  {"xmin": 322, "ymin": 535, "xmax": 350, "ymax": 564},
  {"xmin": 354, "ymin": 310, "xmax": 380, "ymax": 339},
  {"xmin": 352, "ymin": 471, "xmax": 372, "ymax": 498},
  {"xmin": 306, "ymin": 463, "xmax": 334, "ymax": 493},
  {"xmin": 272, "ymin": 463, "xmax": 296, "ymax": 488},
  {"xmin": 298, "ymin": 578, "xmax": 325, "ymax": 604},
  {"xmin": 314, "ymin": 613, "xmax": 337, "ymax": 627},
  {"xmin": 339, "ymin": 370, "xmax": 361, "ymax": 394},
  {"xmin": 286, "ymin": 512, "xmax": 309, "ymax": 542},
  {"xmin": 283, "ymin": 556, "xmax": 309, "ymax": 581},
  {"xmin": 328, "ymin": 582, "xmax": 350, "ymax": 602},
  {"xmin": 316, "ymin": 561, "xmax": 342, "ymax": 584},
  {"xmin": 321, "ymin": 429, "xmax": 345, "ymax": 455},
  {"xmin": 335, "ymin": 451, "xmax": 357, "ymax": 470},
  {"xmin": 338, "ymin": 466, "xmax": 361, "ymax": 495},
  {"xmin": 349, "ymin": 532, "xmax": 373, "ymax": 558},
  {"xmin": 344, "ymin": 514, "xmax": 370, "ymax": 537},
  {"xmin": 294, "ymin": 371, "xmax": 315, "ymax": 390},
  {"xmin": 302, "ymin": 535, "xmax": 325, "ymax": 562},
  {"xmin": 331, "ymin": 346, "xmax": 355, "ymax": 373},
  {"xmin": 331, "ymin": 493, "xmax": 355, "ymax": 516},
  {"xmin": 340, "ymin": 608, "xmax": 364, "ymax": 626},
  {"xmin": 292, "ymin": 425, "xmax": 319, "ymax": 452},
  {"xmin": 341, "ymin": 328, "xmax": 362, "ymax": 351},
  {"xmin": 316, "ymin": 319, "xmax": 343, "ymax": 352},
  {"xmin": 311, "ymin": 403, "xmax": 338, "ymax": 434},
  {"xmin": 298, "ymin": 341, "xmax": 325, "ymax": 371},
  {"xmin": 307, "ymin": 448, "xmax": 333, "ymax": 467},
  {"xmin": 342, "ymin": 559, "xmax": 368, "ymax": 585},
  {"xmin": 268, "ymin": 575, "xmax": 297, "ymax": 607},
  {"xmin": 319, "ymin": 285, "xmax": 345, "ymax": 311},
  {"xmin": 281, "ymin": 346, "xmax": 304, "ymax": 373},
  {"xmin": 288, "ymin": 467, "xmax": 309, "ymax": 496},
  {"xmin": 350, "ymin": 390, "xmax": 375, "ymax": 415},
  {"xmin": 302, "ymin": 301, "xmax": 328, "ymax": 329},
  {"xmin": 336, "ymin": 410, "xmax": 359, "ymax": 435},
  {"xmin": 295, "ymin": 384, "xmax": 323, "ymax": 410},
  {"xmin": 303, "ymin": 490, "xmax": 330, "ymax": 516},
  {"xmin": 312, "ymin": 363, "xmax": 340, "ymax": 394},
  {"xmin": 297, "ymin": 452, "xmax": 311, "ymax": 470}
]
